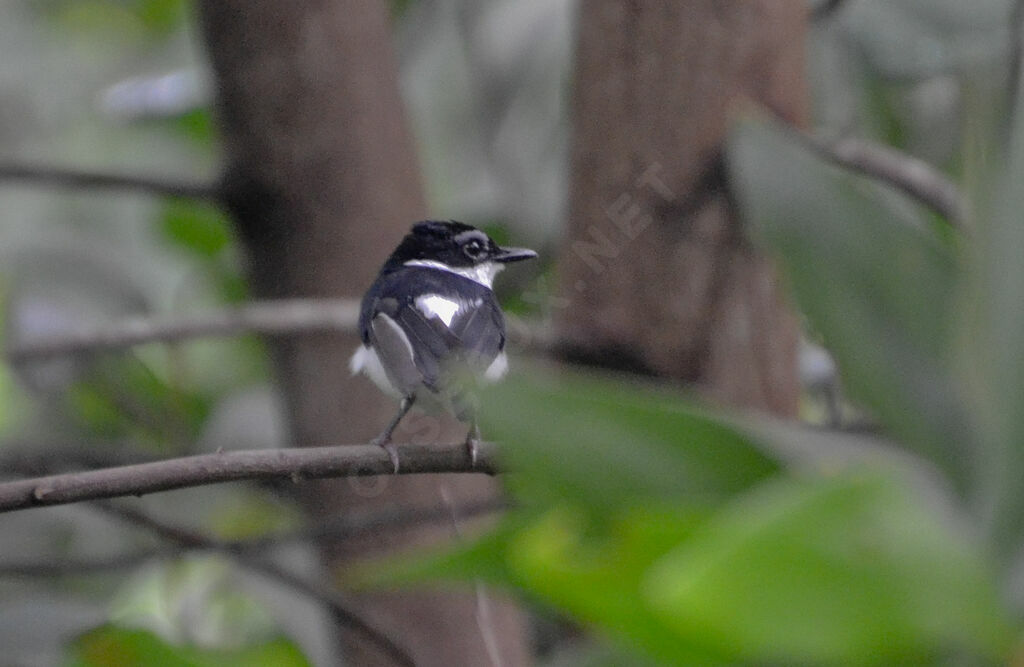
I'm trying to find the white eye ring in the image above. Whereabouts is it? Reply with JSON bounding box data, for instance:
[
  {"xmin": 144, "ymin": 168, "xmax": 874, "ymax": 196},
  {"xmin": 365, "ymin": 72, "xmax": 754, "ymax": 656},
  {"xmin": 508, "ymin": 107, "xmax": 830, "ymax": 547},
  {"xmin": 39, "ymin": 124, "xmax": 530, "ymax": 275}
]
[{"xmin": 463, "ymin": 240, "xmax": 486, "ymax": 259}]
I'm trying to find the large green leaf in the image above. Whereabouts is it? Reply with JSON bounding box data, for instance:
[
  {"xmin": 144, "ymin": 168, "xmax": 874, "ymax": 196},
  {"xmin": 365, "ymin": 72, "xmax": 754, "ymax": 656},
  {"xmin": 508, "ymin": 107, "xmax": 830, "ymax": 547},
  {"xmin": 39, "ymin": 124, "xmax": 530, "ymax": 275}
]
[
  {"xmin": 363, "ymin": 474, "xmax": 1010, "ymax": 665},
  {"xmin": 358, "ymin": 503, "xmax": 734, "ymax": 665},
  {"xmin": 644, "ymin": 473, "xmax": 1013, "ymax": 665},
  {"xmin": 728, "ymin": 117, "xmax": 969, "ymax": 488},
  {"xmin": 362, "ymin": 367, "xmax": 783, "ymax": 663},
  {"xmin": 67, "ymin": 626, "xmax": 309, "ymax": 667},
  {"xmin": 362, "ymin": 367, "xmax": 1010, "ymax": 665},
  {"xmin": 478, "ymin": 368, "xmax": 781, "ymax": 511}
]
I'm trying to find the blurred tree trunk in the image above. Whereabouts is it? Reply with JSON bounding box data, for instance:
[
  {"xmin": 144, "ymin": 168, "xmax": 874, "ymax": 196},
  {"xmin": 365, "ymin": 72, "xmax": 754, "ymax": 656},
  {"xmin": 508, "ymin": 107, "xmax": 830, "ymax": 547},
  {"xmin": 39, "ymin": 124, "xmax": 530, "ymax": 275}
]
[
  {"xmin": 196, "ymin": 2, "xmax": 528, "ymax": 665},
  {"xmin": 557, "ymin": 1, "xmax": 807, "ymax": 416}
]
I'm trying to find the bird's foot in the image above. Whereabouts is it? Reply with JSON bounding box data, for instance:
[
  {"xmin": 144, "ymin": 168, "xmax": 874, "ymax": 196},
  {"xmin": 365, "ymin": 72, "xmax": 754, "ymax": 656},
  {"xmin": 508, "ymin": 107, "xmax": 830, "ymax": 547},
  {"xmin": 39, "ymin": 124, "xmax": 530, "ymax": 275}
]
[{"xmin": 371, "ymin": 435, "xmax": 401, "ymax": 474}]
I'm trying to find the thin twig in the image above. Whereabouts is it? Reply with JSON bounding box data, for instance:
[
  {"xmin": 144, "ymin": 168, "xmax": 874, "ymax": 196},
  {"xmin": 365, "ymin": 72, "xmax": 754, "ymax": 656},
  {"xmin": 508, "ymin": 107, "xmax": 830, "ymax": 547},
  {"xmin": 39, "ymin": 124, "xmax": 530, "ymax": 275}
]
[
  {"xmin": 5, "ymin": 298, "xmax": 548, "ymax": 362},
  {"xmin": 803, "ymin": 134, "xmax": 966, "ymax": 226},
  {"xmin": 0, "ymin": 162, "xmax": 218, "ymax": 201},
  {"xmin": 0, "ymin": 547, "xmax": 171, "ymax": 576},
  {"xmin": 0, "ymin": 498, "xmax": 509, "ymax": 578},
  {"xmin": 0, "ymin": 441, "xmax": 498, "ymax": 514},
  {"xmin": 6, "ymin": 299, "xmax": 361, "ymax": 362},
  {"xmin": 93, "ymin": 501, "xmax": 416, "ymax": 667},
  {"xmin": 238, "ymin": 497, "xmax": 509, "ymax": 552}
]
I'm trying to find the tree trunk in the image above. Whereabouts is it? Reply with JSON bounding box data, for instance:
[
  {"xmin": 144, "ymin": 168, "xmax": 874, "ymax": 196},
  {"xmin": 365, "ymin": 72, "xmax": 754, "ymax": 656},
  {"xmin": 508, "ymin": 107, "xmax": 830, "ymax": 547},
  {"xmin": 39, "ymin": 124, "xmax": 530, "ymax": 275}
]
[
  {"xmin": 557, "ymin": 0, "xmax": 806, "ymax": 416},
  {"xmin": 196, "ymin": 2, "xmax": 529, "ymax": 665}
]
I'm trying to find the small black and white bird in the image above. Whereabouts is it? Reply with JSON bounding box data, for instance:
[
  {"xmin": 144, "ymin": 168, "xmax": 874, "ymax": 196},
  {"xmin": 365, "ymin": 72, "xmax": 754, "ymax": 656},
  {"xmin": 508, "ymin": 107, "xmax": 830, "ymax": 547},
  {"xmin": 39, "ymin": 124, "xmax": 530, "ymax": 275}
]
[{"xmin": 350, "ymin": 220, "xmax": 537, "ymax": 471}]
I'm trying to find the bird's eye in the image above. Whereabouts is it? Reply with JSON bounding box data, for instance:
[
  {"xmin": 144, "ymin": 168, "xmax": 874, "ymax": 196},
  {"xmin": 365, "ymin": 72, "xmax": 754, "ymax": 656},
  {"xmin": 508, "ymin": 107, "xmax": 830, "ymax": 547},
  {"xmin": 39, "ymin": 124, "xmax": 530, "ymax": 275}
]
[{"xmin": 463, "ymin": 240, "xmax": 486, "ymax": 259}]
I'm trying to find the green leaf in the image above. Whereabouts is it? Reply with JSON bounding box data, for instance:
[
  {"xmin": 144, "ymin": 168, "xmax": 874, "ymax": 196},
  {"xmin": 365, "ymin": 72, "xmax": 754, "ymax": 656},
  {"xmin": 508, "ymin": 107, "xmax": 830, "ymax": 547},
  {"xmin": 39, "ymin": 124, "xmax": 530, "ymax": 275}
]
[
  {"xmin": 728, "ymin": 116, "xmax": 969, "ymax": 487},
  {"xmin": 364, "ymin": 366, "xmax": 1009, "ymax": 665},
  {"xmin": 160, "ymin": 199, "xmax": 233, "ymax": 258},
  {"xmin": 135, "ymin": 0, "xmax": 187, "ymax": 34},
  {"xmin": 479, "ymin": 368, "xmax": 780, "ymax": 512},
  {"xmin": 70, "ymin": 354, "xmax": 213, "ymax": 446},
  {"xmin": 538, "ymin": 641, "xmax": 666, "ymax": 667},
  {"xmin": 644, "ymin": 473, "xmax": 1013, "ymax": 665},
  {"xmin": 357, "ymin": 504, "xmax": 733, "ymax": 665},
  {"xmin": 67, "ymin": 626, "xmax": 309, "ymax": 667},
  {"xmin": 174, "ymin": 109, "xmax": 217, "ymax": 148},
  {"xmin": 207, "ymin": 492, "xmax": 303, "ymax": 541},
  {"xmin": 504, "ymin": 505, "xmax": 731, "ymax": 664}
]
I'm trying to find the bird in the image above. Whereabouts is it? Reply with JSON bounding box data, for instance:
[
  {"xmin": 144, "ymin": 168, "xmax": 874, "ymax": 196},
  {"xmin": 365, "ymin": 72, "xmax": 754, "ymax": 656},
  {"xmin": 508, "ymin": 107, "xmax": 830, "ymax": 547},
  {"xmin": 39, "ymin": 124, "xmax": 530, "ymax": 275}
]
[{"xmin": 350, "ymin": 220, "xmax": 538, "ymax": 472}]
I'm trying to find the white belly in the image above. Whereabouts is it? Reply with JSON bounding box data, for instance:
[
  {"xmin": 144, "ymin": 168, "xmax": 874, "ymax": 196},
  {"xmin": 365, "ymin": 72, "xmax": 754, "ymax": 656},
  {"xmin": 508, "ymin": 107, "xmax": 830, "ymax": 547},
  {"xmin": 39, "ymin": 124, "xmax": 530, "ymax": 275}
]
[
  {"xmin": 348, "ymin": 344, "xmax": 403, "ymax": 399},
  {"xmin": 349, "ymin": 344, "xmax": 508, "ymax": 410}
]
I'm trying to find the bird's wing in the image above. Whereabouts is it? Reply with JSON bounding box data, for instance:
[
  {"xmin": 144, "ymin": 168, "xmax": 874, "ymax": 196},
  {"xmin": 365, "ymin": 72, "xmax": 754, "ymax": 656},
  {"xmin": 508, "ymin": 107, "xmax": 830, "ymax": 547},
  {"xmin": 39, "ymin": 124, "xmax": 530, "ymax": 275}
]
[
  {"xmin": 448, "ymin": 295, "xmax": 506, "ymax": 368},
  {"xmin": 364, "ymin": 269, "xmax": 506, "ymax": 394}
]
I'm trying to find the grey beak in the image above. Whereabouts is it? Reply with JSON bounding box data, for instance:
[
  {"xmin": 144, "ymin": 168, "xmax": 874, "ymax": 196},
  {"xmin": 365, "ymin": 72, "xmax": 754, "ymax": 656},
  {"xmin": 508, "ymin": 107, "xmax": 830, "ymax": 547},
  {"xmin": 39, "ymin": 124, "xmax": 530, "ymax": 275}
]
[{"xmin": 493, "ymin": 246, "xmax": 538, "ymax": 263}]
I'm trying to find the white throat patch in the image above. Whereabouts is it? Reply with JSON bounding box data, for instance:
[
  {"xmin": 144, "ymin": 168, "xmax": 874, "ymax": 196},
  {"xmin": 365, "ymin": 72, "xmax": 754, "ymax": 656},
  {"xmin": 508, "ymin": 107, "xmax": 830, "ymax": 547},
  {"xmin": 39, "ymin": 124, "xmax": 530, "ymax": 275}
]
[{"xmin": 403, "ymin": 259, "xmax": 503, "ymax": 288}]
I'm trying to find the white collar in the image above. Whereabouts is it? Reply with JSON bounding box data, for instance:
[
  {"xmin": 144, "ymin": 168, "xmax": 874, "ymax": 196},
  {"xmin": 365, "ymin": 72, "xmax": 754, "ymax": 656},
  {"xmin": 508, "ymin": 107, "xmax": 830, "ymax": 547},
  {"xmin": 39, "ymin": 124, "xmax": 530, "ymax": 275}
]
[{"xmin": 403, "ymin": 259, "xmax": 503, "ymax": 288}]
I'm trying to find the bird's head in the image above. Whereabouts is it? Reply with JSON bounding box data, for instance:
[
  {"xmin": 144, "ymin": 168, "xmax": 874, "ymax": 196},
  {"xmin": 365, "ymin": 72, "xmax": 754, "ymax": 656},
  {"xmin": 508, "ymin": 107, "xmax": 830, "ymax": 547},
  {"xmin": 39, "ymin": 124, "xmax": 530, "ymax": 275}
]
[{"xmin": 385, "ymin": 220, "xmax": 537, "ymax": 282}]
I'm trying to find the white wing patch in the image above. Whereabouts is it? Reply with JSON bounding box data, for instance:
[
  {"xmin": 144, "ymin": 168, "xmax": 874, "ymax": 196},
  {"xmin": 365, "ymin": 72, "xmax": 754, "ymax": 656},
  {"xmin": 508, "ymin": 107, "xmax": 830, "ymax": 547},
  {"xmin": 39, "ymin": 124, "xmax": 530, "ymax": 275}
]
[{"xmin": 415, "ymin": 294, "xmax": 461, "ymax": 327}]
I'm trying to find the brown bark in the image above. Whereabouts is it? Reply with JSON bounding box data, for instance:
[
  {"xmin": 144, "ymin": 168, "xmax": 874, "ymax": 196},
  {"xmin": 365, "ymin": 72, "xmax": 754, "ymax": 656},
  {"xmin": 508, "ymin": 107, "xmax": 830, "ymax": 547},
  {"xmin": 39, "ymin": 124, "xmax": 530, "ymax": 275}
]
[
  {"xmin": 196, "ymin": 2, "xmax": 528, "ymax": 665},
  {"xmin": 558, "ymin": 0, "xmax": 806, "ymax": 416}
]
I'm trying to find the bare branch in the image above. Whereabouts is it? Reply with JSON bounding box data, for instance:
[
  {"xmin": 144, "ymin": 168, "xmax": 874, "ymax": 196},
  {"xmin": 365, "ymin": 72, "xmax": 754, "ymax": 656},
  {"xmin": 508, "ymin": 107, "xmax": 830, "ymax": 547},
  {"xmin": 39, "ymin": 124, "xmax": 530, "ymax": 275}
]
[
  {"xmin": 237, "ymin": 497, "xmax": 509, "ymax": 551},
  {"xmin": 804, "ymin": 134, "xmax": 966, "ymax": 226},
  {"xmin": 93, "ymin": 501, "xmax": 416, "ymax": 667},
  {"xmin": 0, "ymin": 441, "xmax": 497, "ymax": 514},
  {"xmin": 5, "ymin": 298, "xmax": 549, "ymax": 362},
  {"xmin": 7, "ymin": 299, "xmax": 361, "ymax": 362},
  {"xmin": 0, "ymin": 498, "xmax": 509, "ymax": 579},
  {"xmin": 0, "ymin": 162, "xmax": 219, "ymax": 201},
  {"xmin": 0, "ymin": 548, "xmax": 170, "ymax": 577}
]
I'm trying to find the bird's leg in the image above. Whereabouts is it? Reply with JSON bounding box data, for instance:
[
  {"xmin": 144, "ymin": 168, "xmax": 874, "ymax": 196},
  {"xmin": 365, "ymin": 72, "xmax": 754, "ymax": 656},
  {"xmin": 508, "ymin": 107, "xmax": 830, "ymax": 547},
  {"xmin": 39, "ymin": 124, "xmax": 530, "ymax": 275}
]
[
  {"xmin": 464, "ymin": 418, "xmax": 481, "ymax": 469},
  {"xmin": 371, "ymin": 396, "xmax": 415, "ymax": 473}
]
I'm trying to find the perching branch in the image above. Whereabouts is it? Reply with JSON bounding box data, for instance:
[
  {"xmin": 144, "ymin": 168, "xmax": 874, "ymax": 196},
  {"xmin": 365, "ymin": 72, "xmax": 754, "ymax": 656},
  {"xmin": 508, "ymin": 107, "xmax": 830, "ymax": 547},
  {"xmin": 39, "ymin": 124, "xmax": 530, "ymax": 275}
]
[
  {"xmin": 6, "ymin": 298, "xmax": 361, "ymax": 362},
  {"xmin": 804, "ymin": 134, "xmax": 967, "ymax": 226},
  {"xmin": 0, "ymin": 441, "xmax": 498, "ymax": 514},
  {"xmin": 92, "ymin": 501, "xmax": 416, "ymax": 667},
  {"xmin": 0, "ymin": 162, "xmax": 219, "ymax": 201}
]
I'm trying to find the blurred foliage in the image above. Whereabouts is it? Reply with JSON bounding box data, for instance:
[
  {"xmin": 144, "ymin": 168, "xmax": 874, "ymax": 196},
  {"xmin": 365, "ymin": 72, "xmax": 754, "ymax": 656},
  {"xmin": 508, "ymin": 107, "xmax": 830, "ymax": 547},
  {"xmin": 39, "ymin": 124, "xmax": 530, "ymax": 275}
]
[
  {"xmin": 68, "ymin": 625, "xmax": 308, "ymax": 667},
  {"xmin": 36, "ymin": 0, "xmax": 189, "ymax": 40},
  {"xmin": 158, "ymin": 197, "xmax": 248, "ymax": 303},
  {"xmin": 160, "ymin": 199, "xmax": 231, "ymax": 259},
  {"xmin": 109, "ymin": 557, "xmax": 280, "ymax": 650},
  {"xmin": 68, "ymin": 355, "xmax": 213, "ymax": 447},
  {"xmin": 730, "ymin": 120, "xmax": 969, "ymax": 488},
  {"xmin": 1, "ymin": 0, "xmax": 1023, "ymax": 664},
  {"xmin": 172, "ymin": 108, "xmax": 216, "ymax": 148},
  {"xmin": 361, "ymin": 368, "xmax": 1014, "ymax": 665},
  {"xmin": 206, "ymin": 491, "xmax": 303, "ymax": 541}
]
